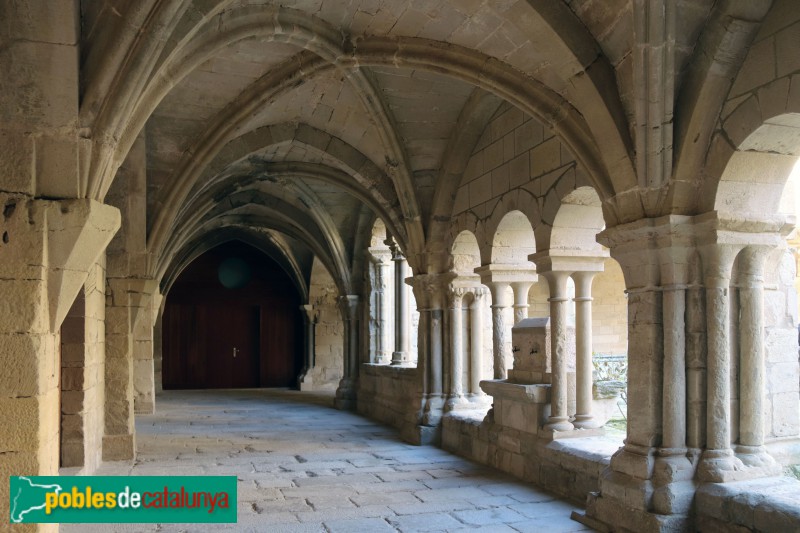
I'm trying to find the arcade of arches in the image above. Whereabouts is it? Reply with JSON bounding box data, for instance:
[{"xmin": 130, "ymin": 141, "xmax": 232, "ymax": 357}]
[{"xmin": 3, "ymin": 1, "xmax": 800, "ymax": 531}]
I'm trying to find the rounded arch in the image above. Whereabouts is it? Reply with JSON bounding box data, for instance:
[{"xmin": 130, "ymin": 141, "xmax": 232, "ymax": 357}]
[
  {"xmin": 159, "ymin": 227, "xmax": 309, "ymax": 302},
  {"xmin": 370, "ymin": 218, "xmax": 389, "ymax": 249},
  {"xmin": 150, "ymin": 128, "xmax": 408, "ymax": 260},
  {"xmin": 712, "ymin": 115, "xmax": 800, "ymax": 218},
  {"xmin": 548, "ymin": 186, "xmax": 606, "ymax": 254},
  {"xmin": 450, "ymin": 230, "xmax": 482, "ymax": 275},
  {"xmin": 490, "ymin": 210, "xmax": 537, "ymax": 265},
  {"xmin": 86, "ymin": 6, "xmax": 635, "ymax": 226}
]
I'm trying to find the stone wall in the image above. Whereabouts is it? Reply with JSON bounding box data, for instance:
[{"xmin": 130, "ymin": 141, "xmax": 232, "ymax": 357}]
[
  {"xmin": 442, "ymin": 411, "xmax": 618, "ymax": 505},
  {"xmin": 304, "ymin": 258, "xmax": 344, "ymax": 391},
  {"xmin": 60, "ymin": 260, "xmax": 106, "ymax": 473},
  {"xmin": 357, "ymin": 364, "xmax": 423, "ymax": 444},
  {"xmin": 764, "ymin": 248, "xmax": 800, "ymax": 444},
  {"xmin": 453, "ymin": 104, "xmax": 583, "ymax": 219}
]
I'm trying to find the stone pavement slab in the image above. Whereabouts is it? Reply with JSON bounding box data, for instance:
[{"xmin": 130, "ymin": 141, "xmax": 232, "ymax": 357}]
[{"xmin": 63, "ymin": 389, "xmax": 594, "ymax": 532}]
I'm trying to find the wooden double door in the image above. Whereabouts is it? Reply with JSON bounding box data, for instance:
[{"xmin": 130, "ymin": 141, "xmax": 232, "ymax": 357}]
[{"xmin": 163, "ymin": 301, "xmax": 298, "ymax": 389}]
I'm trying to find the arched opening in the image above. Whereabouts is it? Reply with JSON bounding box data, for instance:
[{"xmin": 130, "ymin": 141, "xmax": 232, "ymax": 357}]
[
  {"xmin": 491, "ymin": 210, "xmax": 536, "ymax": 265},
  {"xmin": 542, "ymin": 186, "xmax": 628, "ymax": 434},
  {"xmin": 710, "ymin": 113, "xmax": 800, "ymax": 472},
  {"xmin": 162, "ymin": 240, "xmax": 303, "ymax": 389}
]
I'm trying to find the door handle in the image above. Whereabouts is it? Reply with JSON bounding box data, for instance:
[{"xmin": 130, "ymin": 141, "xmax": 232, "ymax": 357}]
[{"xmin": 233, "ymin": 347, "xmax": 238, "ymax": 358}]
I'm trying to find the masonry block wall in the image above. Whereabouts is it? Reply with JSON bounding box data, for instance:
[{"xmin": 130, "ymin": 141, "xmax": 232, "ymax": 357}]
[
  {"xmin": 306, "ymin": 258, "xmax": 344, "ymax": 391},
  {"xmin": 59, "ymin": 261, "xmax": 107, "ymax": 473},
  {"xmin": 764, "ymin": 248, "xmax": 800, "ymax": 448}
]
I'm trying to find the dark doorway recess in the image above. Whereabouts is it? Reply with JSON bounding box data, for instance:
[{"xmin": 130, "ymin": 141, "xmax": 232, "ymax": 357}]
[{"xmin": 163, "ymin": 241, "xmax": 303, "ymax": 389}]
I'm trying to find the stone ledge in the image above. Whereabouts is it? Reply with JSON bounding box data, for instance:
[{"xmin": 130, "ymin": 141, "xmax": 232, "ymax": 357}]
[
  {"xmin": 361, "ymin": 363, "xmax": 419, "ymax": 379},
  {"xmin": 696, "ymin": 476, "xmax": 800, "ymax": 532},
  {"xmin": 479, "ymin": 379, "xmax": 549, "ymax": 402}
]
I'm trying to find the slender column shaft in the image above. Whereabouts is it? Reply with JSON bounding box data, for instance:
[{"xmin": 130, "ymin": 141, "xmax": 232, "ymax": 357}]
[
  {"xmin": 469, "ymin": 291, "xmax": 484, "ymax": 395},
  {"xmin": 738, "ymin": 249, "xmax": 766, "ymax": 449},
  {"xmin": 376, "ymin": 260, "xmax": 392, "ymax": 364},
  {"xmin": 392, "ymin": 252, "xmax": 409, "ymax": 364},
  {"xmin": 431, "ymin": 308, "xmax": 443, "ymax": 396},
  {"xmin": 686, "ymin": 284, "xmax": 706, "ymax": 449},
  {"xmin": 662, "ymin": 287, "xmax": 687, "ymax": 450},
  {"xmin": 544, "ymin": 272, "xmax": 574, "ymax": 432},
  {"xmin": 447, "ymin": 290, "xmax": 465, "ymax": 408},
  {"xmin": 573, "ymin": 272, "xmax": 599, "ymax": 429},
  {"xmin": 489, "ymin": 282, "xmax": 512, "ymax": 379},
  {"xmin": 705, "ymin": 281, "xmax": 731, "ymax": 452}
]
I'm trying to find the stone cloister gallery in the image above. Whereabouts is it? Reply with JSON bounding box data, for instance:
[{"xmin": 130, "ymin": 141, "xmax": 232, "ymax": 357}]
[{"xmin": 4, "ymin": 0, "xmax": 800, "ymax": 531}]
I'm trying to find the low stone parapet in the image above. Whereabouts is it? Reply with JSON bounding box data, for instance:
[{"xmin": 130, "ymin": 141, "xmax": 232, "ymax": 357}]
[
  {"xmin": 357, "ymin": 363, "xmax": 423, "ymax": 444},
  {"xmin": 696, "ymin": 476, "xmax": 800, "ymax": 532}
]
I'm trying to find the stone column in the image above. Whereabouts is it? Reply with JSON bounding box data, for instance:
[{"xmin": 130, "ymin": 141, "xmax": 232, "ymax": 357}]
[
  {"xmin": 104, "ymin": 276, "xmax": 157, "ymax": 459},
  {"xmin": 369, "ymin": 248, "xmax": 393, "ymax": 364},
  {"xmin": 153, "ymin": 312, "xmax": 164, "ymax": 394},
  {"xmin": 132, "ymin": 281, "xmax": 160, "ymax": 415},
  {"xmin": 469, "ymin": 288, "xmax": 487, "ymax": 397},
  {"xmin": 489, "ymin": 282, "xmax": 513, "ymax": 379},
  {"xmin": 297, "ymin": 304, "xmax": 317, "ymax": 389},
  {"xmin": 736, "ymin": 247, "xmax": 776, "ymax": 470},
  {"xmin": 411, "ymin": 273, "xmax": 451, "ymax": 434},
  {"xmin": 572, "ymin": 271, "xmax": 600, "ymax": 429},
  {"xmin": 511, "ymin": 281, "xmax": 534, "ymax": 324},
  {"xmin": 698, "ymin": 243, "xmax": 740, "ymax": 481},
  {"xmin": 0, "ymin": 195, "xmax": 118, "ymax": 525},
  {"xmin": 446, "ymin": 287, "xmax": 467, "ymax": 410},
  {"xmin": 541, "ymin": 271, "xmax": 574, "ymax": 432},
  {"xmin": 389, "ymin": 242, "xmax": 411, "ymax": 365},
  {"xmin": 335, "ymin": 295, "xmax": 359, "ymax": 410}
]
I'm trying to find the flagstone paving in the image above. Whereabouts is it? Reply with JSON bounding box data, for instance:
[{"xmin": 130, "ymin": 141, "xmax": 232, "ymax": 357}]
[{"xmin": 63, "ymin": 389, "xmax": 593, "ymax": 532}]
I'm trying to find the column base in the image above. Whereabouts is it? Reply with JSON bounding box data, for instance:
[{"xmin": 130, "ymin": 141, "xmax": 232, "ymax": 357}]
[
  {"xmin": 390, "ymin": 351, "xmax": 412, "ymax": 365},
  {"xmin": 652, "ymin": 451, "xmax": 698, "ymax": 515},
  {"xmin": 698, "ymin": 447, "xmax": 782, "ymax": 482},
  {"xmin": 697, "ymin": 449, "xmax": 746, "ymax": 482},
  {"xmin": 736, "ymin": 444, "xmax": 781, "ymax": 472},
  {"xmin": 572, "ymin": 414, "xmax": 603, "ymax": 429},
  {"xmin": 334, "ymin": 378, "xmax": 357, "ymax": 410},
  {"xmin": 134, "ymin": 400, "xmax": 154, "ymax": 415},
  {"xmin": 543, "ymin": 416, "xmax": 574, "ymax": 432},
  {"xmin": 538, "ymin": 426, "xmax": 604, "ymax": 441},
  {"xmin": 102, "ymin": 434, "xmax": 135, "ymax": 461},
  {"xmin": 579, "ymin": 489, "xmax": 692, "ymax": 533},
  {"xmin": 421, "ymin": 394, "xmax": 445, "ymax": 426},
  {"xmin": 467, "ymin": 392, "xmax": 492, "ymax": 407},
  {"xmin": 445, "ymin": 394, "xmax": 469, "ymax": 412},
  {"xmin": 414, "ymin": 424, "xmax": 441, "ymax": 446}
]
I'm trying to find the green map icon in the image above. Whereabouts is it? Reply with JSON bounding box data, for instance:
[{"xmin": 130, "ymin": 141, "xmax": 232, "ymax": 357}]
[{"xmin": 10, "ymin": 476, "xmax": 63, "ymax": 523}]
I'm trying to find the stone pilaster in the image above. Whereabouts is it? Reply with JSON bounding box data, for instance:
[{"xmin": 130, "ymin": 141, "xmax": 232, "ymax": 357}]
[
  {"xmin": 582, "ymin": 213, "xmax": 792, "ymax": 532},
  {"xmin": 335, "ymin": 295, "xmax": 360, "ymax": 410},
  {"xmin": 297, "ymin": 304, "xmax": 318, "ymax": 390},
  {"xmin": 103, "ymin": 276, "xmax": 158, "ymax": 460},
  {"xmin": 409, "ymin": 273, "xmax": 453, "ymax": 436},
  {"xmin": 0, "ymin": 195, "xmax": 118, "ymax": 526}
]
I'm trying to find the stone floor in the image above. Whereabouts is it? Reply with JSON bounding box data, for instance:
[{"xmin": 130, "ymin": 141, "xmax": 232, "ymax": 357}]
[{"xmin": 64, "ymin": 389, "xmax": 593, "ymax": 532}]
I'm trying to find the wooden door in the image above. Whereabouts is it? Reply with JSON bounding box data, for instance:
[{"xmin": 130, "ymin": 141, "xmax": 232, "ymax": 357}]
[
  {"xmin": 204, "ymin": 304, "xmax": 260, "ymax": 388},
  {"xmin": 163, "ymin": 303, "xmax": 260, "ymax": 389}
]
